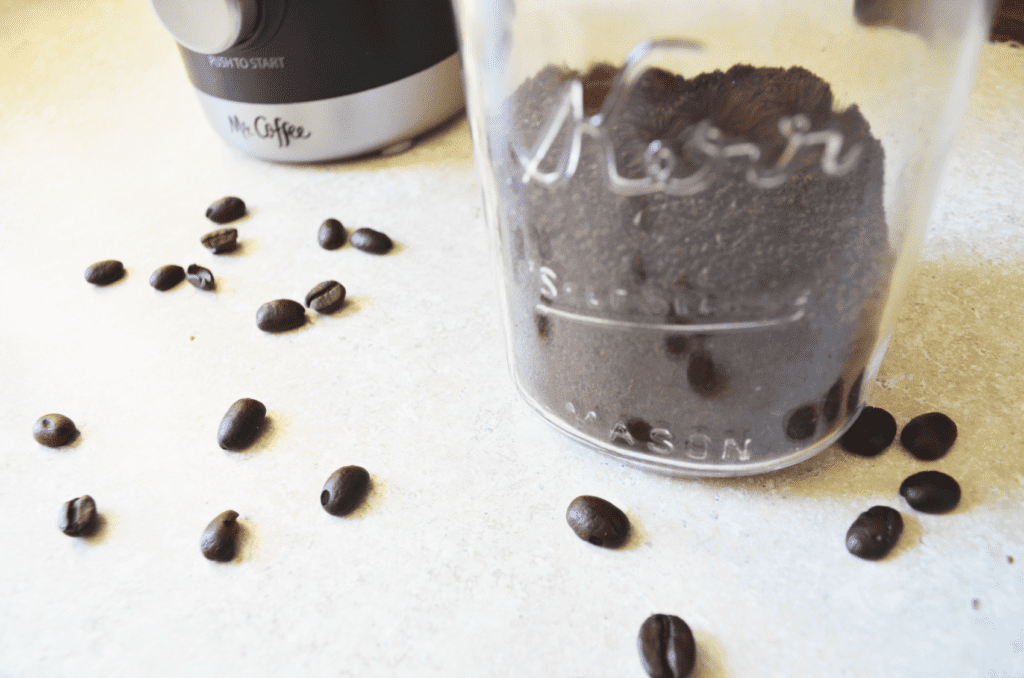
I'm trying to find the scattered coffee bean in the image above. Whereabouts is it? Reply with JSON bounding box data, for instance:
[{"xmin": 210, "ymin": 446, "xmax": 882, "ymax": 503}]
[
  {"xmin": 200, "ymin": 510, "xmax": 240, "ymax": 562},
  {"xmin": 256, "ymin": 299, "xmax": 306, "ymax": 332},
  {"xmin": 217, "ymin": 398, "xmax": 267, "ymax": 450},
  {"xmin": 638, "ymin": 614, "xmax": 696, "ymax": 678},
  {"xmin": 350, "ymin": 228, "xmax": 393, "ymax": 254},
  {"xmin": 149, "ymin": 264, "xmax": 185, "ymax": 291},
  {"xmin": 58, "ymin": 495, "xmax": 97, "ymax": 537},
  {"xmin": 185, "ymin": 264, "xmax": 215, "ymax": 290},
  {"xmin": 846, "ymin": 505, "xmax": 903, "ymax": 560},
  {"xmin": 839, "ymin": 406, "xmax": 897, "ymax": 457},
  {"xmin": 305, "ymin": 281, "xmax": 346, "ymax": 314},
  {"xmin": 200, "ymin": 228, "xmax": 238, "ymax": 254},
  {"xmin": 84, "ymin": 259, "xmax": 124, "ymax": 285},
  {"xmin": 321, "ymin": 466, "xmax": 371, "ymax": 516},
  {"xmin": 785, "ymin": 404, "xmax": 818, "ymax": 441},
  {"xmin": 33, "ymin": 414, "xmax": 77, "ymax": 447},
  {"xmin": 318, "ymin": 218, "xmax": 347, "ymax": 250},
  {"xmin": 900, "ymin": 470, "xmax": 961, "ymax": 514},
  {"xmin": 566, "ymin": 495, "xmax": 630, "ymax": 548},
  {"xmin": 900, "ymin": 412, "xmax": 957, "ymax": 460},
  {"xmin": 205, "ymin": 196, "xmax": 246, "ymax": 224}
]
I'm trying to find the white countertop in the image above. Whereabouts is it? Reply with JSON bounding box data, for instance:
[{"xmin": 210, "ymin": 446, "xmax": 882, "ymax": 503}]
[{"xmin": 2, "ymin": 2, "xmax": 1023, "ymax": 676}]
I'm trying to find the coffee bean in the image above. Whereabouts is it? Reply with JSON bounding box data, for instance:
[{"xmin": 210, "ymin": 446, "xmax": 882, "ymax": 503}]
[
  {"xmin": 839, "ymin": 406, "xmax": 896, "ymax": 457},
  {"xmin": 217, "ymin": 398, "xmax": 267, "ymax": 450},
  {"xmin": 350, "ymin": 228, "xmax": 393, "ymax": 254},
  {"xmin": 846, "ymin": 505, "xmax": 903, "ymax": 560},
  {"xmin": 900, "ymin": 470, "xmax": 961, "ymax": 513},
  {"xmin": 566, "ymin": 495, "xmax": 630, "ymax": 548},
  {"xmin": 150, "ymin": 264, "xmax": 185, "ymax": 291},
  {"xmin": 626, "ymin": 417, "xmax": 653, "ymax": 445},
  {"xmin": 785, "ymin": 404, "xmax": 818, "ymax": 441},
  {"xmin": 664, "ymin": 334, "xmax": 688, "ymax": 359},
  {"xmin": 84, "ymin": 259, "xmax": 124, "ymax": 285},
  {"xmin": 256, "ymin": 299, "xmax": 305, "ymax": 332},
  {"xmin": 305, "ymin": 281, "xmax": 346, "ymax": 314},
  {"xmin": 846, "ymin": 371, "xmax": 864, "ymax": 416},
  {"xmin": 900, "ymin": 412, "xmax": 957, "ymax": 460},
  {"xmin": 638, "ymin": 614, "xmax": 696, "ymax": 678},
  {"xmin": 200, "ymin": 510, "xmax": 240, "ymax": 562},
  {"xmin": 205, "ymin": 196, "xmax": 246, "ymax": 224},
  {"xmin": 59, "ymin": 495, "xmax": 97, "ymax": 537},
  {"xmin": 318, "ymin": 218, "xmax": 346, "ymax": 250},
  {"xmin": 200, "ymin": 228, "xmax": 238, "ymax": 254},
  {"xmin": 321, "ymin": 466, "xmax": 371, "ymax": 516},
  {"xmin": 822, "ymin": 379, "xmax": 843, "ymax": 425},
  {"xmin": 687, "ymin": 352, "xmax": 726, "ymax": 398},
  {"xmin": 186, "ymin": 264, "xmax": 215, "ymax": 290},
  {"xmin": 33, "ymin": 414, "xmax": 77, "ymax": 447}
]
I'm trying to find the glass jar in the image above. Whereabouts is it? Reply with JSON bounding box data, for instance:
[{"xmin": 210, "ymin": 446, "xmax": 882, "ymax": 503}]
[{"xmin": 453, "ymin": 0, "xmax": 994, "ymax": 476}]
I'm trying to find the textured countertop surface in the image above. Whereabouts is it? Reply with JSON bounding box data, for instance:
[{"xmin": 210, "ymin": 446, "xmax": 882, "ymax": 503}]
[{"xmin": 2, "ymin": 2, "xmax": 1023, "ymax": 677}]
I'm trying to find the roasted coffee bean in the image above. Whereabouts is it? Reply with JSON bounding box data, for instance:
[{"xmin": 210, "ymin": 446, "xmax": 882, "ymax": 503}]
[
  {"xmin": 200, "ymin": 228, "xmax": 238, "ymax": 254},
  {"xmin": 318, "ymin": 218, "xmax": 346, "ymax": 250},
  {"xmin": 256, "ymin": 299, "xmax": 305, "ymax": 332},
  {"xmin": 687, "ymin": 352, "xmax": 726, "ymax": 398},
  {"xmin": 900, "ymin": 412, "xmax": 957, "ymax": 460},
  {"xmin": 840, "ymin": 406, "xmax": 896, "ymax": 457},
  {"xmin": 664, "ymin": 334, "xmax": 688, "ymax": 359},
  {"xmin": 900, "ymin": 470, "xmax": 961, "ymax": 514},
  {"xmin": 186, "ymin": 264, "xmax": 215, "ymax": 290},
  {"xmin": 785, "ymin": 405, "xmax": 818, "ymax": 441},
  {"xmin": 205, "ymin": 196, "xmax": 246, "ymax": 224},
  {"xmin": 566, "ymin": 495, "xmax": 630, "ymax": 548},
  {"xmin": 638, "ymin": 614, "xmax": 696, "ymax": 678},
  {"xmin": 846, "ymin": 371, "xmax": 864, "ymax": 416},
  {"xmin": 150, "ymin": 264, "xmax": 185, "ymax": 291},
  {"xmin": 217, "ymin": 398, "xmax": 267, "ymax": 450},
  {"xmin": 58, "ymin": 495, "xmax": 97, "ymax": 537},
  {"xmin": 321, "ymin": 466, "xmax": 371, "ymax": 516},
  {"xmin": 33, "ymin": 413, "xmax": 77, "ymax": 447},
  {"xmin": 846, "ymin": 505, "xmax": 903, "ymax": 560},
  {"xmin": 350, "ymin": 228, "xmax": 393, "ymax": 254},
  {"xmin": 84, "ymin": 259, "xmax": 124, "ymax": 285},
  {"xmin": 305, "ymin": 281, "xmax": 346, "ymax": 314},
  {"xmin": 822, "ymin": 379, "xmax": 843, "ymax": 425},
  {"xmin": 200, "ymin": 510, "xmax": 240, "ymax": 562}
]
